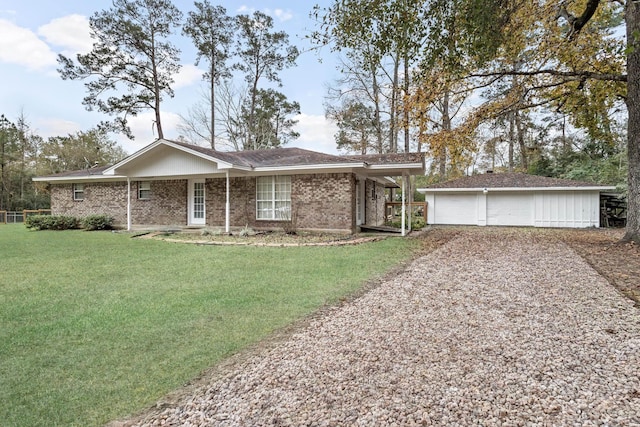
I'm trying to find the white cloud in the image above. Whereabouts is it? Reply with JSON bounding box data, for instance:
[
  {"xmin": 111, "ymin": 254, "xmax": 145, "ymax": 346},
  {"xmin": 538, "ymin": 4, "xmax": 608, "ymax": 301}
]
[
  {"xmin": 267, "ymin": 8, "xmax": 294, "ymax": 22},
  {"xmin": 291, "ymin": 113, "xmax": 339, "ymax": 154},
  {"xmin": 235, "ymin": 6, "xmax": 293, "ymax": 22},
  {"xmin": 173, "ymin": 64, "xmax": 204, "ymax": 89},
  {"xmin": 38, "ymin": 14, "xmax": 92, "ymax": 55},
  {"xmin": 35, "ymin": 118, "xmax": 82, "ymax": 138},
  {"xmin": 0, "ymin": 18, "xmax": 57, "ymax": 70},
  {"xmin": 116, "ymin": 111, "xmax": 183, "ymax": 153}
]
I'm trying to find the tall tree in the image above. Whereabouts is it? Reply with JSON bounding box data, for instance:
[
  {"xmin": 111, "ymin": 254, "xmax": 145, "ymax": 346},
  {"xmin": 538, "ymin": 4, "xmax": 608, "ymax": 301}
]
[
  {"xmin": 451, "ymin": 0, "xmax": 636, "ymax": 241},
  {"xmin": 235, "ymin": 11, "xmax": 299, "ymax": 150},
  {"xmin": 41, "ymin": 129, "xmax": 127, "ymax": 174},
  {"xmin": 310, "ymin": 0, "xmax": 428, "ymax": 153},
  {"xmin": 0, "ymin": 113, "xmax": 48, "ymax": 210},
  {"xmin": 622, "ymin": 1, "xmax": 640, "ymax": 243},
  {"xmin": 242, "ymin": 89, "xmax": 300, "ymax": 150},
  {"xmin": 0, "ymin": 115, "xmax": 18, "ymax": 210},
  {"xmin": 183, "ymin": 1, "xmax": 235, "ymax": 149},
  {"xmin": 327, "ymin": 100, "xmax": 378, "ymax": 154},
  {"xmin": 57, "ymin": 0, "xmax": 183, "ymax": 140},
  {"xmin": 324, "ymin": 52, "xmax": 388, "ymax": 153}
]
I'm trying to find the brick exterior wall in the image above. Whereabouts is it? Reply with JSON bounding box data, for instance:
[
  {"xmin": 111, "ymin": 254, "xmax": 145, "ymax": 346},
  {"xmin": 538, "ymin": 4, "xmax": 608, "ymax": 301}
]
[
  {"xmin": 50, "ymin": 173, "xmax": 359, "ymax": 232},
  {"xmin": 205, "ymin": 173, "xmax": 356, "ymax": 232},
  {"xmin": 50, "ymin": 182, "xmax": 128, "ymax": 224},
  {"xmin": 292, "ymin": 173, "xmax": 355, "ymax": 232},
  {"xmin": 130, "ymin": 180, "xmax": 187, "ymax": 226}
]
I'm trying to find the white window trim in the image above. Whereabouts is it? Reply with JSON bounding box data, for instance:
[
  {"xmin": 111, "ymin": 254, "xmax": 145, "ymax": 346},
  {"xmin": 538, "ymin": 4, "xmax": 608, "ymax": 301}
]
[
  {"xmin": 138, "ymin": 181, "xmax": 151, "ymax": 200},
  {"xmin": 256, "ymin": 176, "xmax": 291, "ymax": 221},
  {"xmin": 73, "ymin": 183, "xmax": 84, "ymax": 201}
]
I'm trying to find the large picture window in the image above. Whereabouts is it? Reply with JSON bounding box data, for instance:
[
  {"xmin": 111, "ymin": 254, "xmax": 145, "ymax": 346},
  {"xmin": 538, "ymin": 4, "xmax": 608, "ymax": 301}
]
[
  {"xmin": 256, "ymin": 176, "xmax": 291, "ymax": 220},
  {"xmin": 73, "ymin": 183, "xmax": 84, "ymax": 201}
]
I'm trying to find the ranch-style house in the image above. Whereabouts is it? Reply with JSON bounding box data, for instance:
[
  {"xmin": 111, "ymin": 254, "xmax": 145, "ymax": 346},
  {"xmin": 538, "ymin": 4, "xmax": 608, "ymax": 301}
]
[{"xmin": 34, "ymin": 139, "xmax": 425, "ymax": 234}]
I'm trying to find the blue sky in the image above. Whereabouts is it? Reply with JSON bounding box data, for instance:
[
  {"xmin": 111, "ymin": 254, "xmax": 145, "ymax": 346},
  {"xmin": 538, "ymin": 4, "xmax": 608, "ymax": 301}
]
[{"xmin": 0, "ymin": 0, "xmax": 341, "ymax": 155}]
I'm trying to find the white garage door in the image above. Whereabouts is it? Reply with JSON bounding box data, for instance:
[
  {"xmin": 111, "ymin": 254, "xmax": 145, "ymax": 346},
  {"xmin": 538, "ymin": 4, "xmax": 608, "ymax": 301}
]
[
  {"xmin": 487, "ymin": 192, "xmax": 534, "ymax": 226},
  {"xmin": 434, "ymin": 193, "xmax": 477, "ymax": 225}
]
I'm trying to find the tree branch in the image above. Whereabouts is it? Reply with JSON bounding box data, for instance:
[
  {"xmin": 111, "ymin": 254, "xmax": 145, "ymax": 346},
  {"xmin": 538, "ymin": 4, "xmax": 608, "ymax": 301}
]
[
  {"xmin": 557, "ymin": 0, "xmax": 602, "ymax": 39},
  {"xmin": 468, "ymin": 69, "xmax": 626, "ymax": 82}
]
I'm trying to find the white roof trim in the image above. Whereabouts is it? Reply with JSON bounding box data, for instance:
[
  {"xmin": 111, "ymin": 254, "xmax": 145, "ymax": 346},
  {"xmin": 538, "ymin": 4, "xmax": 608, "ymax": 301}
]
[
  {"xmin": 253, "ymin": 162, "xmax": 367, "ymax": 172},
  {"xmin": 418, "ymin": 186, "xmax": 617, "ymax": 193},
  {"xmin": 32, "ymin": 174, "xmax": 127, "ymax": 183},
  {"xmin": 103, "ymin": 139, "xmax": 243, "ymax": 175},
  {"xmin": 366, "ymin": 162, "xmax": 424, "ymax": 170}
]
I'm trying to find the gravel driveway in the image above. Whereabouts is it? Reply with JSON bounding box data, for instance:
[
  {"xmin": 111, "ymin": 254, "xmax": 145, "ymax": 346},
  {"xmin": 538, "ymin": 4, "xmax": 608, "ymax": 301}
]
[{"xmin": 130, "ymin": 231, "xmax": 640, "ymax": 426}]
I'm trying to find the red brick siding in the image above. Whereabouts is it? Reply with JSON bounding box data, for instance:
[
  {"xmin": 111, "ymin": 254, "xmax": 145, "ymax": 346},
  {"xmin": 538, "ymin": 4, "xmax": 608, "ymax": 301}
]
[
  {"xmin": 50, "ymin": 173, "xmax": 357, "ymax": 232},
  {"xmin": 292, "ymin": 173, "xmax": 355, "ymax": 232},
  {"xmin": 50, "ymin": 182, "xmax": 128, "ymax": 224},
  {"xmin": 205, "ymin": 177, "xmax": 255, "ymax": 227},
  {"xmin": 131, "ymin": 180, "xmax": 187, "ymax": 226},
  {"xmin": 204, "ymin": 173, "xmax": 355, "ymax": 232}
]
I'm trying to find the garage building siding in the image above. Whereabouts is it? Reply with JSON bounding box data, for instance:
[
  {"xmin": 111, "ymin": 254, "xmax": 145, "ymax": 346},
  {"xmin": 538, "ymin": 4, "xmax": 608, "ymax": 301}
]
[{"xmin": 420, "ymin": 173, "xmax": 615, "ymax": 229}]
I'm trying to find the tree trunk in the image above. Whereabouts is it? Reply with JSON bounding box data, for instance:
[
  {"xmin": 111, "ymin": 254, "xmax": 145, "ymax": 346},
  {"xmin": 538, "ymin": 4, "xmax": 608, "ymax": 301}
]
[
  {"xmin": 210, "ymin": 57, "xmax": 216, "ymax": 150},
  {"xmin": 624, "ymin": 1, "xmax": 640, "ymax": 243},
  {"xmin": 508, "ymin": 112, "xmax": 515, "ymax": 171},
  {"xmin": 440, "ymin": 90, "xmax": 451, "ymax": 178},
  {"xmin": 248, "ymin": 69, "xmax": 260, "ymax": 150},
  {"xmin": 371, "ymin": 62, "xmax": 383, "ymax": 154},
  {"xmin": 403, "ymin": 54, "xmax": 410, "ymax": 153},
  {"xmin": 515, "ymin": 111, "xmax": 527, "ymax": 170},
  {"xmin": 390, "ymin": 53, "xmax": 400, "ymax": 153}
]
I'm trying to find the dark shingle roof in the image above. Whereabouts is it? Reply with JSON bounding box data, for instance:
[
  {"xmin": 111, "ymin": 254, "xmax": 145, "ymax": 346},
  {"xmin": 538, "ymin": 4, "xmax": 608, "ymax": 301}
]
[
  {"xmin": 346, "ymin": 152, "xmax": 424, "ymax": 164},
  {"xmin": 171, "ymin": 140, "xmax": 423, "ymax": 168},
  {"xmin": 36, "ymin": 140, "xmax": 425, "ymax": 180},
  {"xmin": 39, "ymin": 166, "xmax": 111, "ymax": 178},
  {"xmin": 426, "ymin": 173, "xmax": 609, "ymax": 189},
  {"xmin": 170, "ymin": 140, "xmax": 360, "ymax": 167}
]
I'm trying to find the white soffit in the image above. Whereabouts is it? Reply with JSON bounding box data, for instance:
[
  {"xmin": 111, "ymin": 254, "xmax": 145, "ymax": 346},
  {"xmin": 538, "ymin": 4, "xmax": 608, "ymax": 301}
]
[{"xmin": 113, "ymin": 144, "xmax": 220, "ymax": 177}]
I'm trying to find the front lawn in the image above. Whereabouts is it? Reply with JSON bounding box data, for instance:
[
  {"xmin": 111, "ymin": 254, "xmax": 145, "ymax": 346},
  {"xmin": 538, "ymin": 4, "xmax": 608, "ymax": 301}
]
[{"xmin": 0, "ymin": 225, "xmax": 418, "ymax": 426}]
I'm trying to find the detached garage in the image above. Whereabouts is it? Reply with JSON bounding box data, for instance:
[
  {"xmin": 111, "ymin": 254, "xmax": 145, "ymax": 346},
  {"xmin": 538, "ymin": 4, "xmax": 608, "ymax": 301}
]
[{"xmin": 418, "ymin": 173, "xmax": 616, "ymax": 228}]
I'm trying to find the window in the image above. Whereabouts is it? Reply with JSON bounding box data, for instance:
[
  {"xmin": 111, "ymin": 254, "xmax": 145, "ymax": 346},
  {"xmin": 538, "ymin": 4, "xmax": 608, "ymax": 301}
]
[
  {"xmin": 256, "ymin": 176, "xmax": 291, "ymax": 220},
  {"xmin": 73, "ymin": 183, "xmax": 84, "ymax": 201},
  {"xmin": 138, "ymin": 181, "xmax": 151, "ymax": 200}
]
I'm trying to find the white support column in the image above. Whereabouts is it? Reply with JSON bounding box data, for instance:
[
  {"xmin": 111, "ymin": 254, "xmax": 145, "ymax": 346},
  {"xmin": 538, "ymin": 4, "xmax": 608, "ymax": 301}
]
[
  {"xmin": 407, "ymin": 174, "xmax": 412, "ymax": 232},
  {"xmin": 126, "ymin": 177, "xmax": 131, "ymax": 231},
  {"xmin": 478, "ymin": 189, "xmax": 488, "ymax": 226},
  {"xmin": 225, "ymin": 170, "xmax": 230, "ymax": 233},
  {"xmin": 401, "ymin": 175, "xmax": 406, "ymax": 237}
]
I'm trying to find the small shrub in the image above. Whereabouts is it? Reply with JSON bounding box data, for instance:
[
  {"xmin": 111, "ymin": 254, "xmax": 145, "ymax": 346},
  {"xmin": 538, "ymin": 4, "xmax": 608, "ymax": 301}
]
[
  {"xmin": 82, "ymin": 214, "xmax": 114, "ymax": 231},
  {"xmin": 25, "ymin": 215, "xmax": 80, "ymax": 231},
  {"xmin": 387, "ymin": 216, "xmax": 426, "ymax": 230},
  {"xmin": 238, "ymin": 225, "xmax": 253, "ymax": 237}
]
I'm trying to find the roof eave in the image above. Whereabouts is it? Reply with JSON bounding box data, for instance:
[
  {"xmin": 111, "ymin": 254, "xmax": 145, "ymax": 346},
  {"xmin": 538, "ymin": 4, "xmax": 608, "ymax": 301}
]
[
  {"xmin": 418, "ymin": 185, "xmax": 617, "ymax": 193},
  {"xmin": 33, "ymin": 175, "xmax": 128, "ymax": 183},
  {"xmin": 253, "ymin": 162, "xmax": 366, "ymax": 172}
]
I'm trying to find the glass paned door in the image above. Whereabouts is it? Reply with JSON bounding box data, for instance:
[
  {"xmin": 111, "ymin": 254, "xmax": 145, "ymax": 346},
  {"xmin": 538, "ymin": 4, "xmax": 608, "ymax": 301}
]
[
  {"xmin": 356, "ymin": 179, "xmax": 364, "ymax": 225},
  {"xmin": 190, "ymin": 180, "xmax": 206, "ymax": 225}
]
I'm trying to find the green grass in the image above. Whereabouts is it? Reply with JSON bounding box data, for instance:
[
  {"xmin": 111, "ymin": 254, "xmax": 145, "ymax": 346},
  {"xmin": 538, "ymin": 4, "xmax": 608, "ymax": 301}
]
[{"xmin": 0, "ymin": 225, "xmax": 419, "ymax": 426}]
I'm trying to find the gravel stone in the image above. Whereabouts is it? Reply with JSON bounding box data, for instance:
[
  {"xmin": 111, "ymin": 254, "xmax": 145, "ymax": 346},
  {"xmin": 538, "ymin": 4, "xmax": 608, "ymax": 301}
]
[{"xmin": 132, "ymin": 233, "xmax": 640, "ymax": 426}]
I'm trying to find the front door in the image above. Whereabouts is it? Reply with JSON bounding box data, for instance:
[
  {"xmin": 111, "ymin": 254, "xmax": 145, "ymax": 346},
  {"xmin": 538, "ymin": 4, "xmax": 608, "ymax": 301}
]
[
  {"xmin": 189, "ymin": 179, "xmax": 206, "ymax": 225},
  {"xmin": 356, "ymin": 179, "xmax": 365, "ymax": 226}
]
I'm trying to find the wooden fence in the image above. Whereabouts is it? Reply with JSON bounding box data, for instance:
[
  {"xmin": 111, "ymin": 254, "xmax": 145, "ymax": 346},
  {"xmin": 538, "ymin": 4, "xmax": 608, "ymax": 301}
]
[
  {"xmin": 0, "ymin": 209, "xmax": 52, "ymax": 224},
  {"xmin": 385, "ymin": 202, "xmax": 427, "ymax": 223}
]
